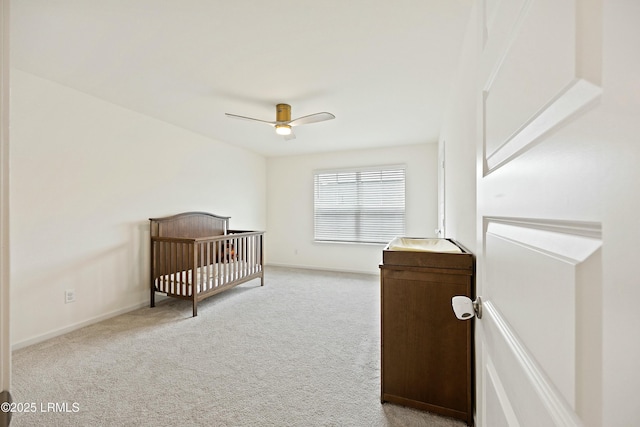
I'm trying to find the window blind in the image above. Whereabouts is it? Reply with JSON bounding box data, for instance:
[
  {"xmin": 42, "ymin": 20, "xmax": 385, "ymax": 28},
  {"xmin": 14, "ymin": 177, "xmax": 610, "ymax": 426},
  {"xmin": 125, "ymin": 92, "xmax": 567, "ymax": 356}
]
[{"xmin": 313, "ymin": 165, "xmax": 406, "ymax": 244}]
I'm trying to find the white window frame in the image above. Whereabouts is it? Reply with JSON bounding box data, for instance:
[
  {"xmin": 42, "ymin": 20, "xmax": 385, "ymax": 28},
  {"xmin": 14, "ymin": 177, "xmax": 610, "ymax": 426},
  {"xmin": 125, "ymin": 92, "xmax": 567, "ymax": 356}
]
[{"xmin": 313, "ymin": 165, "xmax": 406, "ymax": 244}]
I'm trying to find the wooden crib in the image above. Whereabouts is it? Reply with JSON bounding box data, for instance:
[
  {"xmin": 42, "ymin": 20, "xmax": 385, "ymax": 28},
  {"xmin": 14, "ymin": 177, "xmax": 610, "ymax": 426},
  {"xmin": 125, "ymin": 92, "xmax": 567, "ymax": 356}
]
[{"xmin": 149, "ymin": 212, "xmax": 264, "ymax": 316}]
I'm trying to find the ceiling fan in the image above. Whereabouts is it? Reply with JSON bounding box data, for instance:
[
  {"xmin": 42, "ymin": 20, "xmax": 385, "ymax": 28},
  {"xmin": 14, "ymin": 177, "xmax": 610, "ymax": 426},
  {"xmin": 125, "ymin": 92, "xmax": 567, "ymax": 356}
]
[{"xmin": 225, "ymin": 103, "xmax": 335, "ymax": 140}]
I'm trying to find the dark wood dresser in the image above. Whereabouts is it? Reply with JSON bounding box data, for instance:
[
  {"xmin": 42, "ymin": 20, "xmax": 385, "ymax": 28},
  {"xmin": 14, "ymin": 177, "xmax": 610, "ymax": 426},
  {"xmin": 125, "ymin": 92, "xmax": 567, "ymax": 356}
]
[{"xmin": 380, "ymin": 238, "xmax": 474, "ymax": 426}]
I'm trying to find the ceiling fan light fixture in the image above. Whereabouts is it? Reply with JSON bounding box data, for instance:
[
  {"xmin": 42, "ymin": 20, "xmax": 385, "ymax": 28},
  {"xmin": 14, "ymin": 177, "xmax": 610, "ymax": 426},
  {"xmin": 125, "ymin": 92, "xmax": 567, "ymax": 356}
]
[
  {"xmin": 275, "ymin": 124, "xmax": 292, "ymax": 136},
  {"xmin": 225, "ymin": 103, "xmax": 334, "ymax": 141}
]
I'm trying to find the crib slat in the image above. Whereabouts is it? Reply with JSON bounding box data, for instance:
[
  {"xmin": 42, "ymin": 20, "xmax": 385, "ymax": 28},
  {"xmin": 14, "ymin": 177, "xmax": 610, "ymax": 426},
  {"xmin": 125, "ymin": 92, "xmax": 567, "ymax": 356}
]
[
  {"xmin": 176, "ymin": 242, "xmax": 181, "ymax": 295},
  {"xmin": 177, "ymin": 242, "xmax": 182, "ymax": 296},
  {"xmin": 202, "ymin": 242, "xmax": 207, "ymax": 292},
  {"xmin": 165, "ymin": 242, "xmax": 171, "ymax": 295},
  {"xmin": 182, "ymin": 242, "xmax": 187, "ymax": 296},
  {"xmin": 251, "ymin": 235, "xmax": 255, "ymax": 274},
  {"xmin": 197, "ymin": 242, "xmax": 202, "ymax": 293},
  {"xmin": 259, "ymin": 234, "xmax": 263, "ymax": 276},
  {"xmin": 192, "ymin": 242, "xmax": 198, "ymax": 316},
  {"xmin": 249, "ymin": 235, "xmax": 254, "ymax": 275},
  {"xmin": 206, "ymin": 241, "xmax": 211, "ymax": 292},
  {"xmin": 234, "ymin": 236, "xmax": 238, "ymax": 280},
  {"xmin": 219, "ymin": 238, "xmax": 224, "ymax": 286},
  {"xmin": 243, "ymin": 235, "xmax": 248, "ymax": 277},
  {"xmin": 166, "ymin": 242, "xmax": 171, "ymax": 293},
  {"xmin": 238, "ymin": 236, "xmax": 242, "ymax": 279},
  {"xmin": 174, "ymin": 242, "xmax": 178, "ymax": 295},
  {"xmin": 254, "ymin": 234, "xmax": 258, "ymax": 273}
]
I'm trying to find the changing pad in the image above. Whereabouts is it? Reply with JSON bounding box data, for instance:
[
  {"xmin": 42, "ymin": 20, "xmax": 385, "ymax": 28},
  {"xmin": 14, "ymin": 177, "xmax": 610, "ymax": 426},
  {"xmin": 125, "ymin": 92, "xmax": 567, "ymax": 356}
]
[{"xmin": 387, "ymin": 237, "xmax": 463, "ymax": 253}]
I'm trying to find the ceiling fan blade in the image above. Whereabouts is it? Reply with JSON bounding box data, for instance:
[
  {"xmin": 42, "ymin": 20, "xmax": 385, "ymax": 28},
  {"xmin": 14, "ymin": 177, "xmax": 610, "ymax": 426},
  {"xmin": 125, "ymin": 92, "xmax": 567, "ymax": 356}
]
[
  {"xmin": 225, "ymin": 113, "xmax": 275, "ymax": 126},
  {"xmin": 288, "ymin": 112, "xmax": 335, "ymax": 127},
  {"xmin": 284, "ymin": 131, "xmax": 296, "ymax": 141}
]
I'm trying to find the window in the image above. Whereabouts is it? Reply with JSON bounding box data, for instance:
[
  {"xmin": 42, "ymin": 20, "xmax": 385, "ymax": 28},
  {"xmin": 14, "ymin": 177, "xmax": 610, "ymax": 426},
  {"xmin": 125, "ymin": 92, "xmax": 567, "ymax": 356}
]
[{"xmin": 313, "ymin": 165, "xmax": 406, "ymax": 244}]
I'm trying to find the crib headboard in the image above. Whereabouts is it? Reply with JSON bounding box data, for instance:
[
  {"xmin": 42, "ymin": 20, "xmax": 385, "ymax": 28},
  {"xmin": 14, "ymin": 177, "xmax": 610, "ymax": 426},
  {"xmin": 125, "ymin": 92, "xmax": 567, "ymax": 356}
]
[{"xmin": 149, "ymin": 211, "xmax": 230, "ymax": 238}]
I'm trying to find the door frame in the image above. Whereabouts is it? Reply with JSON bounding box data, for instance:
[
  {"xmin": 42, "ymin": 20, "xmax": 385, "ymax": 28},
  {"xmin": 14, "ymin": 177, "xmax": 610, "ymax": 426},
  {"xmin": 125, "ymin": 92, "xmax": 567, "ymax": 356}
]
[{"xmin": 1, "ymin": 0, "xmax": 11, "ymax": 424}]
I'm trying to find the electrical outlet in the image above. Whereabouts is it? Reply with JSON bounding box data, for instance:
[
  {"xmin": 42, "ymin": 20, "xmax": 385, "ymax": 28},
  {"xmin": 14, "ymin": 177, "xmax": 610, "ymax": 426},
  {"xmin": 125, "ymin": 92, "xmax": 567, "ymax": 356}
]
[{"xmin": 65, "ymin": 289, "xmax": 76, "ymax": 304}]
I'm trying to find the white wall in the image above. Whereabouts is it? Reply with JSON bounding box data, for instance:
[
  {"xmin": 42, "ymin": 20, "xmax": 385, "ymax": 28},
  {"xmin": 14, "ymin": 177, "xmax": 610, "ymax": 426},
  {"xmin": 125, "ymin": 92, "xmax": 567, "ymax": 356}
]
[
  {"xmin": 10, "ymin": 70, "xmax": 267, "ymax": 348},
  {"xmin": 438, "ymin": 7, "xmax": 477, "ymax": 253},
  {"xmin": 266, "ymin": 144, "xmax": 438, "ymax": 274}
]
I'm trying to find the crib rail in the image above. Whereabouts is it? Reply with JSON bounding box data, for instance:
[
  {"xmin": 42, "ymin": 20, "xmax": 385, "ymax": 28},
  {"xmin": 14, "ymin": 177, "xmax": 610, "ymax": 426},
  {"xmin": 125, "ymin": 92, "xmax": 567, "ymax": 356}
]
[{"xmin": 150, "ymin": 231, "xmax": 264, "ymax": 316}]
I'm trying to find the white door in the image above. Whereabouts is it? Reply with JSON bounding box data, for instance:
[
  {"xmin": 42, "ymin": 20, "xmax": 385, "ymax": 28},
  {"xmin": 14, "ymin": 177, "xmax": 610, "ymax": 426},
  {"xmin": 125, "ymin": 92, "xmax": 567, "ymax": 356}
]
[{"xmin": 474, "ymin": 0, "xmax": 640, "ymax": 426}]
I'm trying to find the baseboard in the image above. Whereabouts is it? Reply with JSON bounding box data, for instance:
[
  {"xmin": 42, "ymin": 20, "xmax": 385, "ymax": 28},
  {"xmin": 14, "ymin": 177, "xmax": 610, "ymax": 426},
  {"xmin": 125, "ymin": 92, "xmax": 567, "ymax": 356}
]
[
  {"xmin": 265, "ymin": 262, "xmax": 379, "ymax": 277},
  {"xmin": 11, "ymin": 300, "xmax": 152, "ymax": 351}
]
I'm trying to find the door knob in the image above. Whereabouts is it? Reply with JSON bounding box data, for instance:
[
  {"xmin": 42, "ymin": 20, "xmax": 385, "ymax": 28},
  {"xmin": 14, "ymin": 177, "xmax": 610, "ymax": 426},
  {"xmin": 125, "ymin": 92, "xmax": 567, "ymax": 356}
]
[{"xmin": 451, "ymin": 296, "xmax": 482, "ymax": 320}]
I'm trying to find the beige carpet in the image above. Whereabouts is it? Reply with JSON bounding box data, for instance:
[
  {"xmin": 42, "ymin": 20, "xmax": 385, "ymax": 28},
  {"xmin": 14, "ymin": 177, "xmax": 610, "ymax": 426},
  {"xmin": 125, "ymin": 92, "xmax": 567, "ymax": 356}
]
[{"xmin": 10, "ymin": 266, "xmax": 468, "ymax": 427}]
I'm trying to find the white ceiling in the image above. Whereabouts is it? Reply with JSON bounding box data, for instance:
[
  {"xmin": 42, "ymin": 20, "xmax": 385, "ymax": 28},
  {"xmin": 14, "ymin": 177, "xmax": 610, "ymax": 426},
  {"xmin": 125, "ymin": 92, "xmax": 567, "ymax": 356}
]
[{"xmin": 11, "ymin": 0, "xmax": 472, "ymax": 157}]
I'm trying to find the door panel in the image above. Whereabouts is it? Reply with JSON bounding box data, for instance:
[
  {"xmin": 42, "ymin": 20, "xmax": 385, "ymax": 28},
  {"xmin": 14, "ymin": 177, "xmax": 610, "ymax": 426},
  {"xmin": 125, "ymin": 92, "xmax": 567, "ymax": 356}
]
[
  {"xmin": 484, "ymin": 219, "xmax": 601, "ymax": 413},
  {"xmin": 484, "ymin": 0, "xmax": 576, "ymax": 158},
  {"xmin": 476, "ymin": 0, "xmax": 604, "ymax": 425},
  {"xmin": 482, "ymin": 0, "xmax": 601, "ymax": 174},
  {"xmin": 483, "ymin": 304, "xmax": 568, "ymax": 426}
]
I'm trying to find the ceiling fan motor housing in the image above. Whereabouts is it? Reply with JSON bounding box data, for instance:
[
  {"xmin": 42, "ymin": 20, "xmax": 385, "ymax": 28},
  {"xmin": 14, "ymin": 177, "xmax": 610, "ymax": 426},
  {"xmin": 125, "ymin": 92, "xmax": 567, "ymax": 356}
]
[{"xmin": 276, "ymin": 103, "xmax": 291, "ymax": 122}]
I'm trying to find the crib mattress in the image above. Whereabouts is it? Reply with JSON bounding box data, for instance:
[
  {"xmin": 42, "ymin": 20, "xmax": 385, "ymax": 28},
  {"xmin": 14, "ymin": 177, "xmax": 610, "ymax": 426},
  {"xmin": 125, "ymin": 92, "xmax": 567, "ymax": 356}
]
[{"xmin": 155, "ymin": 261, "xmax": 257, "ymax": 296}]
